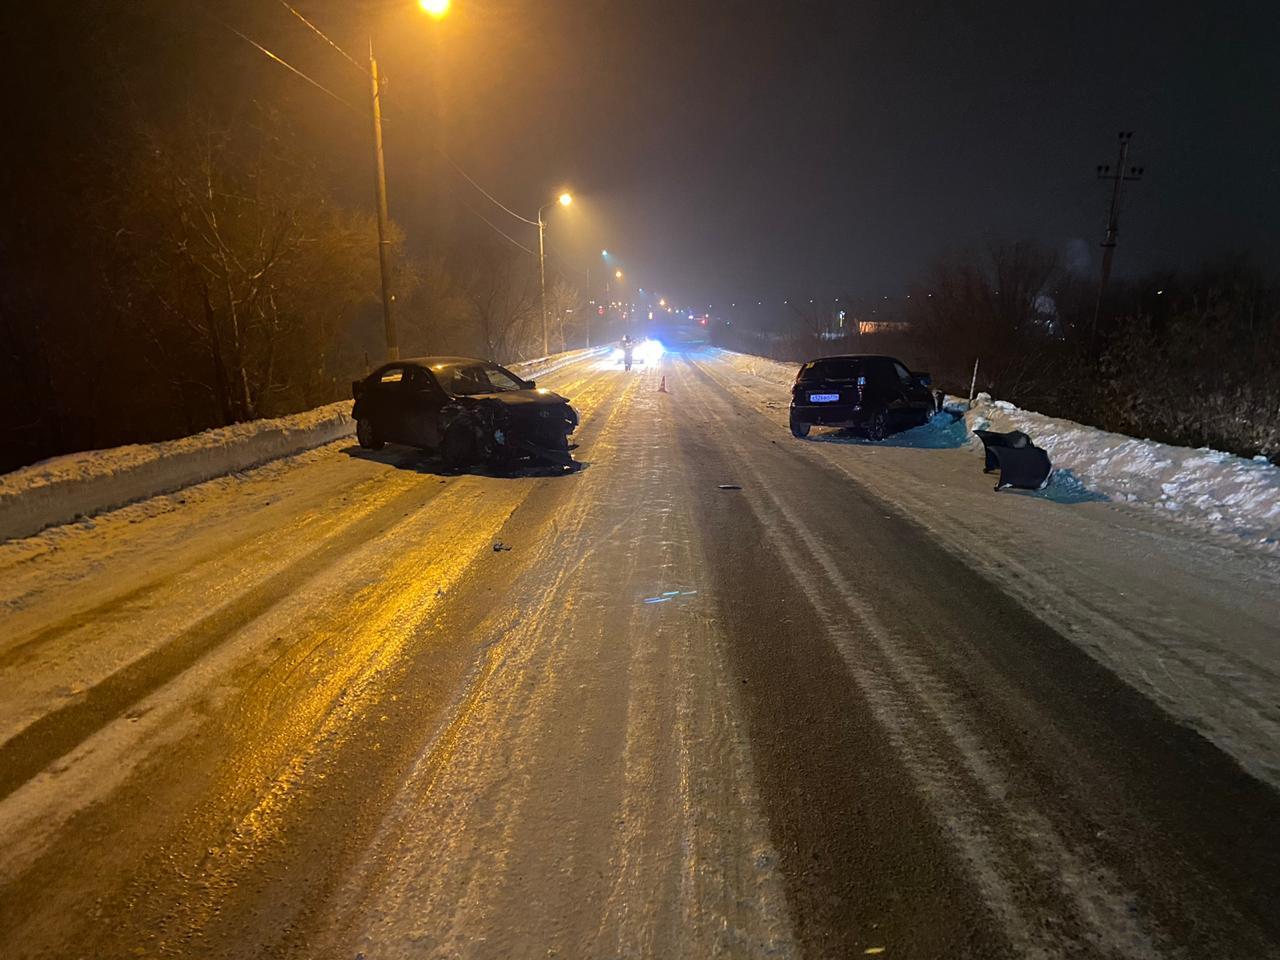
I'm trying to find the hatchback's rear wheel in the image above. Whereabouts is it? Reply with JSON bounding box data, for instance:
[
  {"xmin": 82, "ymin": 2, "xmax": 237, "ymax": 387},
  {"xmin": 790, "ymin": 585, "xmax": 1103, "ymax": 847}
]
[
  {"xmin": 356, "ymin": 417, "xmax": 383, "ymax": 450},
  {"xmin": 789, "ymin": 414, "xmax": 811, "ymax": 439},
  {"xmin": 866, "ymin": 409, "xmax": 889, "ymax": 442}
]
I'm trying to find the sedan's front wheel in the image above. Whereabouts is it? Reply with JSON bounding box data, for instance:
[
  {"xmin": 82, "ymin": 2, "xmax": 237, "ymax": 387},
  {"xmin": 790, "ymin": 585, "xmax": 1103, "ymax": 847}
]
[
  {"xmin": 356, "ymin": 418, "xmax": 383, "ymax": 450},
  {"xmin": 441, "ymin": 424, "xmax": 476, "ymax": 470}
]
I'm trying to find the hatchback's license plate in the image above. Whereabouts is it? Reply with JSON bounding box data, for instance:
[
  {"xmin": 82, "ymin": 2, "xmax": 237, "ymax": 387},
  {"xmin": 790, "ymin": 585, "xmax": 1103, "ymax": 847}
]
[{"xmin": 809, "ymin": 393, "xmax": 840, "ymax": 403}]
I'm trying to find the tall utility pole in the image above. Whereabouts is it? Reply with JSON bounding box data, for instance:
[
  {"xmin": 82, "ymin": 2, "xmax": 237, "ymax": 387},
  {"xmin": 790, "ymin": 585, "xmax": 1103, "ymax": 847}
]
[
  {"xmin": 1092, "ymin": 131, "xmax": 1144, "ymax": 340},
  {"xmin": 538, "ymin": 211, "xmax": 549, "ymax": 357},
  {"xmin": 369, "ymin": 45, "xmax": 398, "ymax": 360},
  {"xmin": 535, "ymin": 193, "xmax": 573, "ymax": 358}
]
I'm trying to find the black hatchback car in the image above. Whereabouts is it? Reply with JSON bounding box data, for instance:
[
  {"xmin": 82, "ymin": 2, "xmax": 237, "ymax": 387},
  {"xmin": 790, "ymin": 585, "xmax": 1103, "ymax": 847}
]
[
  {"xmin": 789, "ymin": 355, "xmax": 936, "ymax": 440},
  {"xmin": 352, "ymin": 357, "xmax": 579, "ymax": 469}
]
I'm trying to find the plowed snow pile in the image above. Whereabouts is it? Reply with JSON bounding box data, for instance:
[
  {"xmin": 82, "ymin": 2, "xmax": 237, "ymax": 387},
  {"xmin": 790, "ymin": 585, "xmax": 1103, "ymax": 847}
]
[
  {"xmin": 710, "ymin": 348, "xmax": 1280, "ymax": 552},
  {"xmin": 961, "ymin": 393, "xmax": 1279, "ymax": 550},
  {"xmin": 0, "ymin": 347, "xmax": 608, "ymax": 540}
]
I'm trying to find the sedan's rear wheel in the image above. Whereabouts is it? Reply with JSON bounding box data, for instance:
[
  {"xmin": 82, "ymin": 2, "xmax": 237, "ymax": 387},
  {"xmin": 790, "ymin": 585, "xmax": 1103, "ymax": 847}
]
[
  {"xmin": 789, "ymin": 414, "xmax": 811, "ymax": 439},
  {"xmin": 356, "ymin": 417, "xmax": 383, "ymax": 450}
]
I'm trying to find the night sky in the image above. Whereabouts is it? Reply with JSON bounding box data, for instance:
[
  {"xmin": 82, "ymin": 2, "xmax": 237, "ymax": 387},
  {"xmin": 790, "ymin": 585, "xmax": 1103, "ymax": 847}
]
[{"xmin": 19, "ymin": 0, "xmax": 1280, "ymax": 309}]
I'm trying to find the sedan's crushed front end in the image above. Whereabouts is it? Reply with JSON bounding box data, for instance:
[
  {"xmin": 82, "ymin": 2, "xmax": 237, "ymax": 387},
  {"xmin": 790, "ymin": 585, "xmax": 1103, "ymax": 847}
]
[
  {"xmin": 494, "ymin": 401, "xmax": 579, "ymax": 466},
  {"xmin": 446, "ymin": 394, "xmax": 580, "ymax": 469}
]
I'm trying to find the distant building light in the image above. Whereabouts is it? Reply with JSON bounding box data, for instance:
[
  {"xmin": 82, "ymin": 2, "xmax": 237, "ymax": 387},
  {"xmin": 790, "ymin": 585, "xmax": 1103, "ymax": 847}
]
[{"xmin": 858, "ymin": 320, "xmax": 910, "ymax": 335}]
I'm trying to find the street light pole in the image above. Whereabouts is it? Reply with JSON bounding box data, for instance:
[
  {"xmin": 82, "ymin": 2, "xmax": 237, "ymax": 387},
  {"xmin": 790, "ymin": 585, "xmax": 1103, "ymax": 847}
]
[
  {"xmin": 538, "ymin": 208, "xmax": 549, "ymax": 357},
  {"xmin": 369, "ymin": 44, "xmax": 398, "ymax": 360},
  {"xmin": 237, "ymin": 3, "xmax": 450, "ymax": 361},
  {"xmin": 536, "ymin": 193, "xmax": 572, "ymax": 358}
]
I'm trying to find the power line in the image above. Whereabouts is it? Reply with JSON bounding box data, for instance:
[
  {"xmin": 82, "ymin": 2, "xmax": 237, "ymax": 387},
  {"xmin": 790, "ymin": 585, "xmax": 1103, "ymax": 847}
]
[
  {"xmin": 543, "ymin": 236, "xmax": 587, "ymax": 280},
  {"xmin": 210, "ymin": 4, "xmax": 563, "ymax": 269},
  {"xmin": 438, "ymin": 148, "xmax": 539, "ymax": 225},
  {"xmin": 274, "ymin": 0, "xmax": 369, "ymax": 77},
  {"xmin": 463, "ymin": 203, "xmax": 535, "ymax": 254},
  {"xmin": 200, "ymin": 5, "xmax": 365, "ymax": 117},
  {"xmin": 264, "ymin": 5, "xmax": 534, "ymax": 236}
]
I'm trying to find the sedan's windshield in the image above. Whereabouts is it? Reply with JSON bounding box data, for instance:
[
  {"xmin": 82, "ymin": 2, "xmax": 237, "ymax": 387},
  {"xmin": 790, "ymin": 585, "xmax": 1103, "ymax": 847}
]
[{"xmin": 433, "ymin": 363, "xmax": 526, "ymax": 397}]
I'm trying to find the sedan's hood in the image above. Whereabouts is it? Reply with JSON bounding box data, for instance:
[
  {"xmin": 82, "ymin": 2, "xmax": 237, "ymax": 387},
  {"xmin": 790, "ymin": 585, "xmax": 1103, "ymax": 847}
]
[{"xmin": 462, "ymin": 389, "xmax": 570, "ymax": 408}]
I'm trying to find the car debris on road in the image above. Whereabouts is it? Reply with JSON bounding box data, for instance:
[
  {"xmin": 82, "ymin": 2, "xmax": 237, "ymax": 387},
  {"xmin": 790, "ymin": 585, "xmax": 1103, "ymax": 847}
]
[{"xmin": 974, "ymin": 428, "xmax": 1053, "ymax": 491}]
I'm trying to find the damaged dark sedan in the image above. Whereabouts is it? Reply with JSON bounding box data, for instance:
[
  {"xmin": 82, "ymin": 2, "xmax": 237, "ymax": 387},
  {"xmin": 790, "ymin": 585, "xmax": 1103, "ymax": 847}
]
[{"xmin": 352, "ymin": 357, "xmax": 579, "ymax": 470}]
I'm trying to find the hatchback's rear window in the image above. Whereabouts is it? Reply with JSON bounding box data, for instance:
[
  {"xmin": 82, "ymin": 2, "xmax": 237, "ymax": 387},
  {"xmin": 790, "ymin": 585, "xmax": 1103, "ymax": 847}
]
[{"xmin": 798, "ymin": 359, "xmax": 874, "ymax": 382}]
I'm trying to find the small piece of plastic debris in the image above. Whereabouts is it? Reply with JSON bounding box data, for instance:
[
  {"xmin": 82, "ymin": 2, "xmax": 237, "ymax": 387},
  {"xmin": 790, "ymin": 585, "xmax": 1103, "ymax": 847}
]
[
  {"xmin": 493, "ymin": 542, "xmax": 511, "ymax": 552},
  {"xmin": 718, "ymin": 484, "xmax": 742, "ymax": 490}
]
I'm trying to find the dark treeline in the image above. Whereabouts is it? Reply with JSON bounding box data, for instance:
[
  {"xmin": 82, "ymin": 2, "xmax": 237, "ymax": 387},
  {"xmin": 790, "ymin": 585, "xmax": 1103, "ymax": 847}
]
[
  {"xmin": 0, "ymin": 3, "xmax": 592, "ymax": 475},
  {"xmin": 713, "ymin": 242, "xmax": 1279, "ymax": 464},
  {"xmin": 4, "ymin": 8, "xmax": 1276, "ymax": 473}
]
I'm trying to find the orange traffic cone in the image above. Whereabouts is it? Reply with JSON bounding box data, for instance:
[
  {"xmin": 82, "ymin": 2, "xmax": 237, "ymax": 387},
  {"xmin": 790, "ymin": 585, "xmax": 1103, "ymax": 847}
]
[{"xmin": 658, "ymin": 375, "xmax": 668, "ymax": 393}]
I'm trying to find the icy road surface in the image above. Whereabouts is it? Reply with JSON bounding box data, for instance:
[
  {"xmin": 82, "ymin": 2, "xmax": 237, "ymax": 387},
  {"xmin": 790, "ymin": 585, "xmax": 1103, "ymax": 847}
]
[{"xmin": 2, "ymin": 349, "xmax": 1279, "ymax": 958}]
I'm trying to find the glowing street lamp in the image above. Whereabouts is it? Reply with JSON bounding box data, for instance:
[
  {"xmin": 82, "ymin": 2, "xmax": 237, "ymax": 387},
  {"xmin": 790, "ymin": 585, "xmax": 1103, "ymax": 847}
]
[
  {"xmin": 367, "ymin": 0, "xmax": 451, "ymax": 358},
  {"xmin": 239, "ymin": 0, "xmax": 449, "ymax": 361}
]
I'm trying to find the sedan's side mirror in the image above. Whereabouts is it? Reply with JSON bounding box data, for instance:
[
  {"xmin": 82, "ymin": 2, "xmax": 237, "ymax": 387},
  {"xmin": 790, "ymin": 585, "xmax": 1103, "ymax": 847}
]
[
  {"xmin": 523, "ymin": 379, "xmax": 537, "ymax": 389},
  {"xmin": 912, "ymin": 371, "xmax": 932, "ymax": 387}
]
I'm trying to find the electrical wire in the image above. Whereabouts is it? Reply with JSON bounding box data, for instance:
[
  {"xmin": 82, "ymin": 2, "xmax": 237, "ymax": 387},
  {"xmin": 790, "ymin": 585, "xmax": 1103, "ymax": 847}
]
[
  {"xmin": 209, "ymin": 5, "xmax": 566, "ymax": 258},
  {"xmin": 438, "ymin": 148, "xmax": 539, "ymax": 225},
  {"xmin": 200, "ymin": 5, "xmax": 366, "ymax": 117},
  {"xmin": 544, "ymin": 237, "xmax": 588, "ymax": 280},
  {"xmin": 463, "ymin": 203, "xmax": 536, "ymax": 254},
  {"xmin": 274, "ymin": 0, "xmax": 369, "ymax": 77}
]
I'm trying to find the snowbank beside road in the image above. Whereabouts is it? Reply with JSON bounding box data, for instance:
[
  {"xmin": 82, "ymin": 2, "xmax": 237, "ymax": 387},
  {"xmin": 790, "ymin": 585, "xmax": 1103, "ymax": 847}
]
[
  {"xmin": 711, "ymin": 349, "xmax": 801, "ymax": 390},
  {"xmin": 0, "ymin": 346, "xmax": 610, "ymax": 542},
  {"xmin": 961, "ymin": 393, "xmax": 1280, "ymax": 551},
  {"xmin": 707, "ymin": 347, "xmax": 1280, "ymax": 551},
  {"xmin": 0, "ymin": 402, "xmax": 356, "ymax": 543},
  {"xmin": 509, "ymin": 345, "xmax": 611, "ymax": 381}
]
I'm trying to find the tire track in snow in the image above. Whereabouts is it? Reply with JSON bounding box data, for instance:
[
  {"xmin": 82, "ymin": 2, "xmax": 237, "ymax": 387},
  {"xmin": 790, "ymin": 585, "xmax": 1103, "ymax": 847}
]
[
  {"xmin": 677, "ymin": 355, "xmax": 1163, "ymax": 958},
  {"xmin": 307, "ymin": 369, "xmax": 798, "ymax": 959}
]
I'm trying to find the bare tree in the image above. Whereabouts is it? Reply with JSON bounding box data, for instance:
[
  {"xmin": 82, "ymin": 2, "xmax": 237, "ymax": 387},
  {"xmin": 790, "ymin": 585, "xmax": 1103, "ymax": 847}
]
[
  {"xmin": 462, "ymin": 240, "xmax": 540, "ymax": 360},
  {"xmin": 113, "ymin": 106, "xmax": 386, "ymax": 423},
  {"xmin": 907, "ymin": 239, "xmax": 1060, "ymax": 398}
]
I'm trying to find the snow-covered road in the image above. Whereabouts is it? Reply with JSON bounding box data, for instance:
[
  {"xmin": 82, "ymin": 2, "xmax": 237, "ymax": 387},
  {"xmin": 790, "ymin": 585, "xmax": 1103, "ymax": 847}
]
[{"xmin": 1, "ymin": 349, "xmax": 1278, "ymax": 958}]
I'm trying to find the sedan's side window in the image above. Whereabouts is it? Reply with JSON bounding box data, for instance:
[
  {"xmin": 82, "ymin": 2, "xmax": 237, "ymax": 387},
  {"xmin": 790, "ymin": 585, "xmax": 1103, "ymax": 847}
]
[
  {"xmin": 893, "ymin": 362, "xmax": 914, "ymax": 387},
  {"xmin": 379, "ymin": 367, "xmax": 405, "ymax": 385},
  {"xmin": 409, "ymin": 367, "xmax": 440, "ymax": 393}
]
